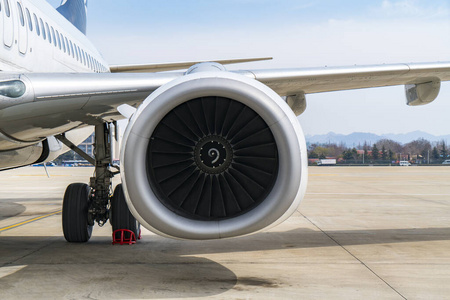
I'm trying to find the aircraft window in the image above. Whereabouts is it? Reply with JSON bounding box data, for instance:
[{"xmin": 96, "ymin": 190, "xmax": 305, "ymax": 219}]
[
  {"xmin": 64, "ymin": 37, "xmax": 69, "ymax": 55},
  {"xmin": 25, "ymin": 9, "xmax": 33, "ymax": 31},
  {"xmin": 25, "ymin": 8, "xmax": 32, "ymax": 31},
  {"xmin": 82, "ymin": 50, "xmax": 86, "ymax": 66},
  {"xmin": 45, "ymin": 23, "xmax": 51, "ymax": 43},
  {"xmin": 78, "ymin": 47, "xmax": 83, "ymax": 64},
  {"xmin": 51, "ymin": 27, "xmax": 56, "ymax": 47},
  {"xmin": 4, "ymin": 0, "xmax": 10, "ymax": 18},
  {"xmin": 73, "ymin": 44, "xmax": 77, "ymax": 60},
  {"xmin": 17, "ymin": 2, "xmax": 24, "ymax": 27},
  {"xmin": 69, "ymin": 40, "xmax": 74, "ymax": 58},
  {"xmin": 55, "ymin": 29, "xmax": 61, "ymax": 49},
  {"xmin": 34, "ymin": 14, "xmax": 40, "ymax": 36},
  {"xmin": 40, "ymin": 19, "xmax": 46, "ymax": 39},
  {"xmin": 75, "ymin": 45, "xmax": 80, "ymax": 61}
]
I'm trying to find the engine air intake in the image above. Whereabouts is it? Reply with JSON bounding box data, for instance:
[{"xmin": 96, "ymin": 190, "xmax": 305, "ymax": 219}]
[{"xmin": 147, "ymin": 97, "xmax": 279, "ymax": 220}]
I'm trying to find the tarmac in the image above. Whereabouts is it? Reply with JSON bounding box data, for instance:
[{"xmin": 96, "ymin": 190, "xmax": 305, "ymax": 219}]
[{"xmin": 0, "ymin": 166, "xmax": 449, "ymax": 299}]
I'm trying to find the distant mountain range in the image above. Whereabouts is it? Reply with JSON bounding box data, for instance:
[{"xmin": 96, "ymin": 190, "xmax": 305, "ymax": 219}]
[{"xmin": 305, "ymin": 131, "xmax": 450, "ymax": 147}]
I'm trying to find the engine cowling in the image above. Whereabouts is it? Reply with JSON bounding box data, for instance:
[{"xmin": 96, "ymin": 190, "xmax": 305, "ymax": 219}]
[{"xmin": 120, "ymin": 70, "xmax": 308, "ymax": 239}]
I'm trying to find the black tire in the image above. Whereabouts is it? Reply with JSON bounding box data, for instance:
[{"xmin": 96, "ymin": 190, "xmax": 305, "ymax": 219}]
[
  {"xmin": 62, "ymin": 183, "xmax": 93, "ymax": 242},
  {"xmin": 111, "ymin": 184, "xmax": 140, "ymax": 241}
]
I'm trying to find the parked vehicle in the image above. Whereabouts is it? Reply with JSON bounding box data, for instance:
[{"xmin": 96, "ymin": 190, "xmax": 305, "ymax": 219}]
[
  {"xmin": 442, "ymin": 160, "xmax": 450, "ymax": 165},
  {"xmin": 399, "ymin": 161, "xmax": 411, "ymax": 166},
  {"xmin": 317, "ymin": 159, "xmax": 337, "ymax": 166}
]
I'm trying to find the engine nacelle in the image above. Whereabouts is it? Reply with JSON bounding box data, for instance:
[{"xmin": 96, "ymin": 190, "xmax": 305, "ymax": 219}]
[{"xmin": 121, "ymin": 71, "xmax": 308, "ymax": 239}]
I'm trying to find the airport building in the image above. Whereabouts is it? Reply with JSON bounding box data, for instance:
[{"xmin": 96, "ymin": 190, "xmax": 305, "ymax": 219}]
[{"xmin": 78, "ymin": 133, "xmax": 95, "ymax": 157}]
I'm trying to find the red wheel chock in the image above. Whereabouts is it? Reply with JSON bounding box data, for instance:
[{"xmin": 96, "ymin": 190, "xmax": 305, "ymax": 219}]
[{"xmin": 112, "ymin": 229, "xmax": 136, "ymax": 245}]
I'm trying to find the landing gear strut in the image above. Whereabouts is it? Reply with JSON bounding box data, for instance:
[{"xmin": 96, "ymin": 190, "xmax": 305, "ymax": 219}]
[
  {"xmin": 88, "ymin": 124, "xmax": 116, "ymax": 227},
  {"xmin": 58, "ymin": 123, "xmax": 138, "ymax": 243}
]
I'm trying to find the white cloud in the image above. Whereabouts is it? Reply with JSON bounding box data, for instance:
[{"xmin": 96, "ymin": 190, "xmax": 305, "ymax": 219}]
[
  {"xmin": 292, "ymin": 2, "xmax": 316, "ymax": 11},
  {"xmin": 377, "ymin": 0, "xmax": 449, "ymax": 18}
]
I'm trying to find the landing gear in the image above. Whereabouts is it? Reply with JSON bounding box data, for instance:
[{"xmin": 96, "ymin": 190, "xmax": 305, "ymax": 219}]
[
  {"xmin": 62, "ymin": 183, "xmax": 92, "ymax": 242},
  {"xmin": 58, "ymin": 123, "xmax": 139, "ymax": 244},
  {"xmin": 111, "ymin": 184, "xmax": 140, "ymax": 244}
]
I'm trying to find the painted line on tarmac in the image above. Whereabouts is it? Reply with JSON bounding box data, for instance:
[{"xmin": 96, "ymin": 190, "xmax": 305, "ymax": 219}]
[
  {"xmin": 15, "ymin": 175, "xmax": 70, "ymax": 177},
  {"xmin": 0, "ymin": 210, "xmax": 62, "ymax": 232},
  {"xmin": 309, "ymin": 174, "xmax": 338, "ymax": 176},
  {"xmin": 308, "ymin": 192, "xmax": 449, "ymax": 196}
]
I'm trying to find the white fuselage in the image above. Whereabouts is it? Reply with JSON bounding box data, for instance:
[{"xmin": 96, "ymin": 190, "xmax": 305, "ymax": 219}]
[
  {"xmin": 0, "ymin": 0, "xmax": 108, "ymax": 73},
  {"xmin": 0, "ymin": 0, "xmax": 109, "ymax": 168}
]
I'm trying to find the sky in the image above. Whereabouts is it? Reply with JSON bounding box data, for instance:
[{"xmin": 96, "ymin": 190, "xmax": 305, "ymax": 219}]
[{"xmin": 47, "ymin": 0, "xmax": 450, "ymax": 136}]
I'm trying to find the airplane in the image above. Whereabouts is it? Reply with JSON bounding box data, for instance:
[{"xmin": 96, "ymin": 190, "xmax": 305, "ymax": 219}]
[{"xmin": 1, "ymin": 0, "xmax": 449, "ymax": 244}]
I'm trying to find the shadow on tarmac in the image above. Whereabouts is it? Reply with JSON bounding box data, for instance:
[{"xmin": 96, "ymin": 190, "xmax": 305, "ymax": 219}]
[
  {"xmin": 0, "ymin": 236, "xmax": 238, "ymax": 299},
  {"xmin": 0, "ymin": 203, "xmax": 26, "ymax": 221},
  {"xmin": 1, "ymin": 225, "xmax": 449, "ymax": 298},
  {"xmin": 140, "ymin": 226, "xmax": 450, "ymax": 256}
]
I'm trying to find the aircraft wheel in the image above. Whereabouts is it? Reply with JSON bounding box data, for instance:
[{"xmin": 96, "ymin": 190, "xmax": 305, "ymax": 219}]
[
  {"xmin": 111, "ymin": 184, "xmax": 140, "ymax": 241},
  {"xmin": 62, "ymin": 183, "xmax": 93, "ymax": 242}
]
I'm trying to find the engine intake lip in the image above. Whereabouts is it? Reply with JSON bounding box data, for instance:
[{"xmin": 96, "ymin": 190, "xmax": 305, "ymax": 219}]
[{"xmin": 147, "ymin": 97, "xmax": 279, "ymax": 221}]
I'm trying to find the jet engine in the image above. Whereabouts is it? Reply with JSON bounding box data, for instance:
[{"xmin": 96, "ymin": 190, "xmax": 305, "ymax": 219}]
[{"xmin": 120, "ymin": 68, "xmax": 308, "ymax": 239}]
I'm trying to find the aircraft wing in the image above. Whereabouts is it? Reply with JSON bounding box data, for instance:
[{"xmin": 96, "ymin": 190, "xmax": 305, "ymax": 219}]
[
  {"xmin": 239, "ymin": 62, "xmax": 450, "ymax": 95},
  {"xmin": 2, "ymin": 61, "xmax": 449, "ymax": 146}
]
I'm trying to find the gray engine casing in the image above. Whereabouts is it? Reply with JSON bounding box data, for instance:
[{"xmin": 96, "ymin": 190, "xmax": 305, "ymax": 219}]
[{"xmin": 120, "ymin": 71, "xmax": 308, "ymax": 239}]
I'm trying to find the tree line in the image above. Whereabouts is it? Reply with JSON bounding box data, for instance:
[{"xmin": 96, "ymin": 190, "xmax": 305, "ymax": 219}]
[{"xmin": 308, "ymin": 138, "xmax": 449, "ymax": 164}]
